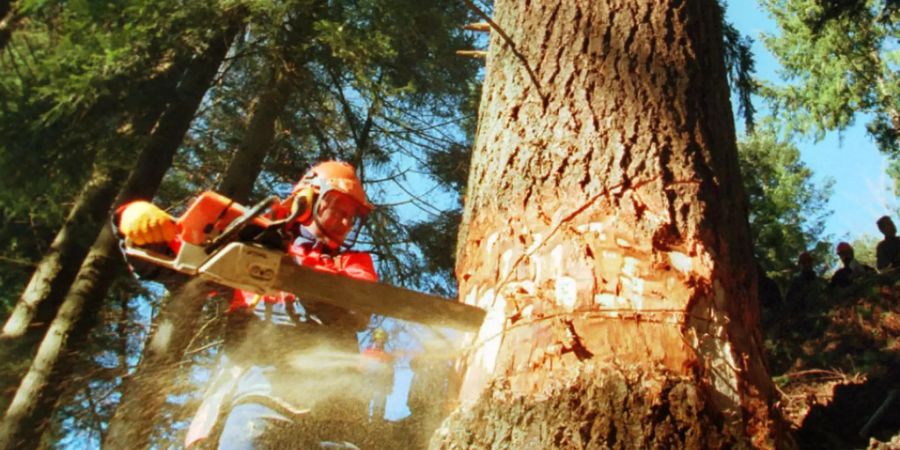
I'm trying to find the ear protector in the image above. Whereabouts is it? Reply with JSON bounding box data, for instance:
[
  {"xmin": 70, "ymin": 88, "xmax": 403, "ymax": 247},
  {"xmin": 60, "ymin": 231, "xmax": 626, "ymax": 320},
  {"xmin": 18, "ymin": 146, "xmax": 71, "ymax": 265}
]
[{"xmin": 289, "ymin": 186, "xmax": 318, "ymax": 226}]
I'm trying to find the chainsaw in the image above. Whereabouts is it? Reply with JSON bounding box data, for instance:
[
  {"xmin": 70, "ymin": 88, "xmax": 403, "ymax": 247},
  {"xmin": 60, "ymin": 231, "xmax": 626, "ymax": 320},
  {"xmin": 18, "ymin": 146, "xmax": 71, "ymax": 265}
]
[{"xmin": 123, "ymin": 191, "xmax": 485, "ymax": 332}]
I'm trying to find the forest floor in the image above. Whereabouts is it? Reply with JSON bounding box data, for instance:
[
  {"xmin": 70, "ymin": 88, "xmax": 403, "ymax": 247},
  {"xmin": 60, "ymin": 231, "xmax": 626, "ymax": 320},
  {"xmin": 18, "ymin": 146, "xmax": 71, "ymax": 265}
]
[{"xmin": 762, "ymin": 274, "xmax": 900, "ymax": 449}]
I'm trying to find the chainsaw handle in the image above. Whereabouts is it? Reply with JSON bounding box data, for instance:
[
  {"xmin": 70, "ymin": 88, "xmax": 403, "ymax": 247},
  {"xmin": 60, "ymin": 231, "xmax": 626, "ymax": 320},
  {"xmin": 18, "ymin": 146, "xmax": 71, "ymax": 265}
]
[
  {"xmin": 125, "ymin": 243, "xmax": 177, "ymax": 270},
  {"xmin": 123, "ymin": 241, "xmax": 205, "ymax": 275},
  {"xmin": 123, "ymin": 245, "xmax": 177, "ymax": 270},
  {"xmin": 204, "ymin": 195, "xmax": 280, "ymax": 255}
]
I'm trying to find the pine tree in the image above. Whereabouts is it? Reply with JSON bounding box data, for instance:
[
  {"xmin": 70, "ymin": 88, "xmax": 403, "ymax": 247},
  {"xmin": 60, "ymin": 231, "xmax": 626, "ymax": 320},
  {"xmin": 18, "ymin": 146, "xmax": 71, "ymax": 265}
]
[
  {"xmin": 0, "ymin": 13, "xmax": 244, "ymax": 448},
  {"xmin": 761, "ymin": 0, "xmax": 899, "ymax": 187}
]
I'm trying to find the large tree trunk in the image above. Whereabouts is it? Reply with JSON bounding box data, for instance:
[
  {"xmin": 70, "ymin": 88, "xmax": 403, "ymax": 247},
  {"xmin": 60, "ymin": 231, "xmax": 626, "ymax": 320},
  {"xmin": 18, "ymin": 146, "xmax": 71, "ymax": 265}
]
[
  {"xmin": 102, "ymin": 62, "xmax": 291, "ymax": 450},
  {"xmin": 0, "ymin": 20, "xmax": 243, "ymax": 450},
  {"xmin": 433, "ymin": 1, "xmax": 791, "ymax": 449}
]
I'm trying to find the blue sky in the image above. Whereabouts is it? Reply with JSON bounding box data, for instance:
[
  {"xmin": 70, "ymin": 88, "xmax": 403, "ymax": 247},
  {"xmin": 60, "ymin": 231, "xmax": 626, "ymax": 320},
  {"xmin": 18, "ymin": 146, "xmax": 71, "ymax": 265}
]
[{"xmin": 725, "ymin": 2, "xmax": 898, "ymax": 243}]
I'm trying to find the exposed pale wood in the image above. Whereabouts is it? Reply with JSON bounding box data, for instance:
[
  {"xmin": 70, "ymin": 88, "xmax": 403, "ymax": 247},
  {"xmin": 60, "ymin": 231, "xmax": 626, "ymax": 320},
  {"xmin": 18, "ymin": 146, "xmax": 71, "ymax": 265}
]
[
  {"xmin": 463, "ymin": 22, "xmax": 490, "ymax": 32},
  {"xmin": 455, "ymin": 50, "xmax": 487, "ymax": 59}
]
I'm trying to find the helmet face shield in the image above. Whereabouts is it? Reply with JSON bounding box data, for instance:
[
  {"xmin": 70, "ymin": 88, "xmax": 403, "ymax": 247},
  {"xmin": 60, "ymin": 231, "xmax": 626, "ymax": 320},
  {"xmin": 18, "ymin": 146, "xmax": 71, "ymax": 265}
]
[
  {"xmin": 313, "ymin": 191, "xmax": 365, "ymax": 246},
  {"xmin": 288, "ymin": 161, "xmax": 373, "ymax": 249},
  {"xmin": 292, "ymin": 161, "xmax": 373, "ymax": 213}
]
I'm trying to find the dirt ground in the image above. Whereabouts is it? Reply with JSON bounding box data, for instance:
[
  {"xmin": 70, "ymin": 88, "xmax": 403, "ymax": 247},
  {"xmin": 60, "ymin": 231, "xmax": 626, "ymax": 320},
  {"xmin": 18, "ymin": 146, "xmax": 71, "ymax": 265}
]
[{"xmin": 762, "ymin": 275, "xmax": 900, "ymax": 449}]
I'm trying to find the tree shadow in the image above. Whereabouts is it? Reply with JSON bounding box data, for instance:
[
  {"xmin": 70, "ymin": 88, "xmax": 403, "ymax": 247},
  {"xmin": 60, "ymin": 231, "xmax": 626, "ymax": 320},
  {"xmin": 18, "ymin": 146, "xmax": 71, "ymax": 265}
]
[
  {"xmin": 762, "ymin": 276, "xmax": 900, "ymax": 448},
  {"xmin": 797, "ymin": 374, "xmax": 900, "ymax": 449}
]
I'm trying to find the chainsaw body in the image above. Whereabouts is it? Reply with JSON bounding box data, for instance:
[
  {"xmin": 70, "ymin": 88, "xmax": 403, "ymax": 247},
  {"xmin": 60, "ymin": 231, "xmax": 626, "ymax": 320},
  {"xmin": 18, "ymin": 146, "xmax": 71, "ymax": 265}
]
[
  {"xmin": 122, "ymin": 191, "xmax": 486, "ymax": 331},
  {"xmin": 124, "ymin": 191, "xmax": 284, "ymax": 294}
]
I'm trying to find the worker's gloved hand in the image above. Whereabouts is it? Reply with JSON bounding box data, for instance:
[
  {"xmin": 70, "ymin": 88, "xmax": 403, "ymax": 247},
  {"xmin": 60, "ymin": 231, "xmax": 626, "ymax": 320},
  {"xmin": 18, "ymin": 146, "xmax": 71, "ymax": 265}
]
[{"xmin": 119, "ymin": 201, "xmax": 177, "ymax": 246}]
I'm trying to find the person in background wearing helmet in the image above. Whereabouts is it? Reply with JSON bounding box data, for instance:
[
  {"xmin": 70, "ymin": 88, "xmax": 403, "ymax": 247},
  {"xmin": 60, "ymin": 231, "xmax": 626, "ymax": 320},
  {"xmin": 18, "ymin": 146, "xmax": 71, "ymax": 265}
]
[
  {"xmin": 358, "ymin": 328, "xmax": 394, "ymax": 422},
  {"xmin": 830, "ymin": 242, "xmax": 874, "ymax": 288},
  {"xmin": 116, "ymin": 161, "xmax": 376, "ymax": 449},
  {"xmin": 876, "ymin": 216, "xmax": 900, "ymax": 272}
]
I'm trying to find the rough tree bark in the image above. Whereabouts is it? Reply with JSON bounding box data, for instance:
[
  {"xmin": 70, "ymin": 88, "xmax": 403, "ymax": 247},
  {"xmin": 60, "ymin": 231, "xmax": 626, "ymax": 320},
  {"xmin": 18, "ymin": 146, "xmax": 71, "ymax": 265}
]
[
  {"xmin": 102, "ymin": 62, "xmax": 291, "ymax": 450},
  {"xmin": 433, "ymin": 1, "xmax": 792, "ymax": 449},
  {"xmin": 0, "ymin": 19, "xmax": 243, "ymax": 450}
]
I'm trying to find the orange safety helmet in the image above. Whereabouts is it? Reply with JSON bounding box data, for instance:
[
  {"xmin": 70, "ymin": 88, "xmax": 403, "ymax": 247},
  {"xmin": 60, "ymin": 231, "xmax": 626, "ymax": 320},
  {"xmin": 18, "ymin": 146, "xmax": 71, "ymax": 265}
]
[
  {"xmin": 836, "ymin": 241, "xmax": 853, "ymax": 255},
  {"xmin": 286, "ymin": 161, "xmax": 373, "ymax": 226}
]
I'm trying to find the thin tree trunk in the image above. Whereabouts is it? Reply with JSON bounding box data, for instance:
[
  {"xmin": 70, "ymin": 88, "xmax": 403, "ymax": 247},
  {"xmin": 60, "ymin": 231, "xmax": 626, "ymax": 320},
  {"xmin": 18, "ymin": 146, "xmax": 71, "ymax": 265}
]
[
  {"xmin": 0, "ymin": 52, "xmax": 187, "ymax": 420},
  {"xmin": 103, "ymin": 61, "xmax": 290, "ymax": 450},
  {"xmin": 0, "ymin": 0, "xmax": 19, "ymax": 53},
  {"xmin": 433, "ymin": 1, "xmax": 792, "ymax": 449},
  {"xmin": 0, "ymin": 163, "xmax": 124, "ymax": 340},
  {"xmin": 0, "ymin": 20, "xmax": 243, "ymax": 450},
  {"xmin": 0, "ymin": 228, "xmax": 124, "ymax": 450},
  {"xmin": 0, "ymin": 105, "xmax": 172, "ymax": 340},
  {"xmin": 218, "ymin": 68, "xmax": 293, "ymax": 203},
  {"xmin": 0, "ymin": 54, "xmax": 189, "ymax": 341}
]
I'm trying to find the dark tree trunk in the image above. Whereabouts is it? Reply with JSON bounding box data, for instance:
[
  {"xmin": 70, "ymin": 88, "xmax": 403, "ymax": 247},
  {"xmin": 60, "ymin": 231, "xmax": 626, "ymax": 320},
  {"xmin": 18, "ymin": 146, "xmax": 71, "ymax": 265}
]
[
  {"xmin": 218, "ymin": 68, "xmax": 293, "ymax": 203},
  {"xmin": 0, "ymin": 20, "xmax": 243, "ymax": 450},
  {"xmin": 0, "ymin": 0, "xmax": 18, "ymax": 53},
  {"xmin": 0, "ymin": 164, "xmax": 125, "ymax": 340},
  {"xmin": 433, "ymin": 1, "xmax": 792, "ymax": 449},
  {"xmin": 102, "ymin": 61, "xmax": 291, "ymax": 450},
  {"xmin": 0, "ymin": 1, "xmax": 10, "ymax": 21},
  {"xmin": 0, "ymin": 70, "xmax": 180, "ymax": 340},
  {"xmin": 0, "ymin": 40, "xmax": 186, "ymax": 417}
]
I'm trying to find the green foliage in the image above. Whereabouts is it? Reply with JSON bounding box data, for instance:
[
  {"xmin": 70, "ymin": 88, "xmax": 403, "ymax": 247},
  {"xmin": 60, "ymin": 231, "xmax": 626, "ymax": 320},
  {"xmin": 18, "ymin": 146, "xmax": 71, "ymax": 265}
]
[
  {"xmin": 146, "ymin": 0, "xmax": 479, "ymax": 313},
  {"xmin": 3, "ymin": 0, "xmax": 478, "ymax": 445},
  {"xmin": 0, "ymin": 0, "xmax": 234, "ymax": 314},
  {"xmin": 761, "ymin": 0, "xmax": 899, "ymax": 187},
  {"xmin": 0, "ymin": 0, "xmax": 243, "ymax": 444},
  {"xmin": 851, "ymin": 233, "xmax": 879, "ymax": 267},
  {"xmin": 312, "ymin": 0, "xmax": 475, "ymax": 103},
  {"xmin": 721, "ymin": 7, "xmax": 758, "ymax": 131},
  {"xmin": 739, "ymin": 126, "xmax": 834, "ymax": 278}
]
